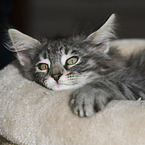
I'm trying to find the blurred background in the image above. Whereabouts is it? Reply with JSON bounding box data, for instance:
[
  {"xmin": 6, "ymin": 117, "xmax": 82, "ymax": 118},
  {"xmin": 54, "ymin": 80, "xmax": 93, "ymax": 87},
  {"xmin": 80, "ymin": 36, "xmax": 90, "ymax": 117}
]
[{"xmin": 1, "ymin": 0, "xmax": 145, "ymax": 69}]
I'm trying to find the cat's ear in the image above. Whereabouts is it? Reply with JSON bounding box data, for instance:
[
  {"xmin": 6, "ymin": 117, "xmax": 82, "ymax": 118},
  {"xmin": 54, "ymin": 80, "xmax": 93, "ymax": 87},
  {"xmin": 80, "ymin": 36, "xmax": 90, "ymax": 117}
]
[
  {"xmin": 86, "ymin": 14, "xmax": 116, "ymax": 53},
  {"xmin": 8, "ymin": 29, "xmax": 41, "ymax": 66}
]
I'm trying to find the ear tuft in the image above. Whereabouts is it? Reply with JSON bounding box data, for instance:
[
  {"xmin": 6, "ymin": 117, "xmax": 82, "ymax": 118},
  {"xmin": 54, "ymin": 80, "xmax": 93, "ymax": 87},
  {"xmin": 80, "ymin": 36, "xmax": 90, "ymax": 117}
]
[
  {"xmin": 8, "ymin": 29, "xmax": 41, "ymax": 66},
  {"xmin": 8, "ymin": 29, "xmax": 41, "ymax": 52},
  {"xmin": 86, "ymin": 14, "xmax": 116, "ymax": 44}
]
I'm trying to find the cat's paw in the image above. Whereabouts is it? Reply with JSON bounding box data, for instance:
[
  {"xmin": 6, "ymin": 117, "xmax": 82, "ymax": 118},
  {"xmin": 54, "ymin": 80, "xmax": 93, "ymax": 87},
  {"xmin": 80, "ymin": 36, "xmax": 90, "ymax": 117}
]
[{"xmin": 70, "ymin": 85, "xmax": 110, "ymax": 117}]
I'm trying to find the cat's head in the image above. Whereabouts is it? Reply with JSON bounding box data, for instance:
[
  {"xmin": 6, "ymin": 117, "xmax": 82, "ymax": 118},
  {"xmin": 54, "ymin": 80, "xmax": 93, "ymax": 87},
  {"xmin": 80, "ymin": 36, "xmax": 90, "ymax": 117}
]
[{"xmin": 8, "ymin": 14, "xmax": 116, "ymax": 90}]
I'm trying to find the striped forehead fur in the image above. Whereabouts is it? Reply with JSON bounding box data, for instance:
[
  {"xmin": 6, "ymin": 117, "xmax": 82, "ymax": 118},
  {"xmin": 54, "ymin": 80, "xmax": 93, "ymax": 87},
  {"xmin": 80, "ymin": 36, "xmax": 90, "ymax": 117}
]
[{"xmin": 36, "ymin": 36, "xmax": 120, "ymax": 74}]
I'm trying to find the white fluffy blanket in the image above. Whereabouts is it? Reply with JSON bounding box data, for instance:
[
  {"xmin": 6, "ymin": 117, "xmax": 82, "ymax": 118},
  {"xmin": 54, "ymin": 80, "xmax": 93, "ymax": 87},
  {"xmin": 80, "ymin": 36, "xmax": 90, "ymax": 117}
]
[{"xmin": 1, "ymin": 39, "xmax": 145, "ymax": 145}]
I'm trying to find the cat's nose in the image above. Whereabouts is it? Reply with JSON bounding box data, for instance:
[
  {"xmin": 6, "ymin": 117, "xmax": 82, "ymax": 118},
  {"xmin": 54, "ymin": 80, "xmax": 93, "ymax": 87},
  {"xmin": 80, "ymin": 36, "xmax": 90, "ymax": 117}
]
[
  {"xmin": 50, "ymin": 66, "xmax": 63, "ymax": 82},
  {"xmin": 51, "ymin": 73, "xmax": 62, "ymax": 82}
]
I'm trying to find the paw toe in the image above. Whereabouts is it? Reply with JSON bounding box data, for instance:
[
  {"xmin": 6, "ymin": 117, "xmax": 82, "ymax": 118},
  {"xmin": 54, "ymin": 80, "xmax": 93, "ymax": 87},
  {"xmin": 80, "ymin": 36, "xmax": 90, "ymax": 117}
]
[{"xmin": 84, "ymin": 103, "xmax": 95, "ymax": 117}]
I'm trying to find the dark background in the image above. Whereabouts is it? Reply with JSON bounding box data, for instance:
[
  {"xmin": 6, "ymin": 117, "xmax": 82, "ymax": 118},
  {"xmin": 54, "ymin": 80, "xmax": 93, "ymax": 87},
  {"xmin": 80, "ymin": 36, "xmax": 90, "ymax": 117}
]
[{"xmin": 1, "ymin": 0, "xmax": 145, "ymax": 69}]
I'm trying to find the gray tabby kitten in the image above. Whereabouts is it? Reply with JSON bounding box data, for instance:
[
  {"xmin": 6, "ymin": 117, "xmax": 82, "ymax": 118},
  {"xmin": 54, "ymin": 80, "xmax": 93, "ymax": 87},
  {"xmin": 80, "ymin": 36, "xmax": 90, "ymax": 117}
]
[{"xmin": 8, "ymin": 14, "xmax": 145, "ymax": 117}]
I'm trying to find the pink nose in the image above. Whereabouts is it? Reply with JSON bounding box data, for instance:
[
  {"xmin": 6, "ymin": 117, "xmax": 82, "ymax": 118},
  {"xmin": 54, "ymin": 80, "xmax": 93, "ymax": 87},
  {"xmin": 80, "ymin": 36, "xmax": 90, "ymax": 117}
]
[{"xmin": 51, "ymin": 73, "xmax": 62, "ymax": 82}]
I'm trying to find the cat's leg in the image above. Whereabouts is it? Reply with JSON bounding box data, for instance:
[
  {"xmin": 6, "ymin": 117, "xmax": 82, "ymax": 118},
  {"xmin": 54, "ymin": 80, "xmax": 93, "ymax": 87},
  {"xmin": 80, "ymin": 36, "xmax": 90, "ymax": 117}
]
[{"xmin": 70, "ymin": 80, "xmax": 136, "ymax": 117}]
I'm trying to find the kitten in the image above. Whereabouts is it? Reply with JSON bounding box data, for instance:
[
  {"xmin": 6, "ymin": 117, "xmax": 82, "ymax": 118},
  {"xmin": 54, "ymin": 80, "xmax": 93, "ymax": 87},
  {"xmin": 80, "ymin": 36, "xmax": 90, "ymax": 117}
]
[{"xmin": 7, "ymin": 14, "xmax": 145, "ymax": 117}]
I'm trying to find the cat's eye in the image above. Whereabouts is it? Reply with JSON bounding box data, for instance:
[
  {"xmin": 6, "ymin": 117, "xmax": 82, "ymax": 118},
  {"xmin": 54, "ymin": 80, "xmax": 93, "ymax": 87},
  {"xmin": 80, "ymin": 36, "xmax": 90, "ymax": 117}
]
[
  {"xmin": 66, "ymin": 56, "xmax": 78, "ymax": 65},
  {"xmin": 38, "ymin": 63, "xmax": 48, "ymax": 70}
]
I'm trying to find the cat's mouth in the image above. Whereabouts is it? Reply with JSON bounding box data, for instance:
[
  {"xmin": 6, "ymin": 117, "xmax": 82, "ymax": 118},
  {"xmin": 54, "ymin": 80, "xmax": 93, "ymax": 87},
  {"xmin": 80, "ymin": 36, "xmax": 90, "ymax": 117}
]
[
  {"xmin": 45, "ymin": 81, "xmax": 81, "ymax": 91},
  {"xmin": 54, "ymin": 82, "xmax": 78, "ymax": 89},
  {"xmin": 50, "ymin": 84, "xmax": 76, "ymax": 90},
  {"xmin": 58, "ymin": 82, "xmax": 78, "ymax": 85},
  {"xmin": 43, "ymin": 74, "xmax": 95, "ymax": 90}
]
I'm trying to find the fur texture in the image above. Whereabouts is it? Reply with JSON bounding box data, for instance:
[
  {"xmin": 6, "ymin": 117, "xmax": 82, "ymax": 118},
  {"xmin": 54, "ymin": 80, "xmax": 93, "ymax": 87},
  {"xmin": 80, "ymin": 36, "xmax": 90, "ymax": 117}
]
[
  {"xmin": 1, "ymin": 53, "xmax": 145, "ymax": 144},
  {"xmin": 7, "ymin": 14, "xmax": 116, "ymax": 91},
  {"xmin": 7, "ymin": 14, "xmax": 145, "ymax": 117}
]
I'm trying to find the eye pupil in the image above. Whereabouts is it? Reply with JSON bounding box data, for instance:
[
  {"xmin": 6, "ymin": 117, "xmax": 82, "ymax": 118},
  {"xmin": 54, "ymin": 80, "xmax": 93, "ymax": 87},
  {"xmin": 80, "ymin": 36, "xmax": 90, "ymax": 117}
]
[
  {"xmin": 38, "ymin": 63, "xmax": 48, "ymax": 70},
  {"xmin": 66, "ymin": 56, "xmax": 78, "ymax": 65}
]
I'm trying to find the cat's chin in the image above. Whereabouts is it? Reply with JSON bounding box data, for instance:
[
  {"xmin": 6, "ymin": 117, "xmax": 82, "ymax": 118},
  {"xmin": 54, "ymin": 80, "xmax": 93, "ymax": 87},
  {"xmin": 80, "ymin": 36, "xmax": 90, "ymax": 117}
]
[{"xmin": 47, "ymin": 84, "xmax": 82, "ymax": 91}]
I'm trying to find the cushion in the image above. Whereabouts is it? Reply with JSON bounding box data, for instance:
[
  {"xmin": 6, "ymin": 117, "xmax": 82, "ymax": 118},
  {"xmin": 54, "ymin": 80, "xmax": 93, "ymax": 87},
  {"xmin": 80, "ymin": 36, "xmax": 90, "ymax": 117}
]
[{"xmin": 1, "ymin": 39, "xmax": 145, "ymax": 145}]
